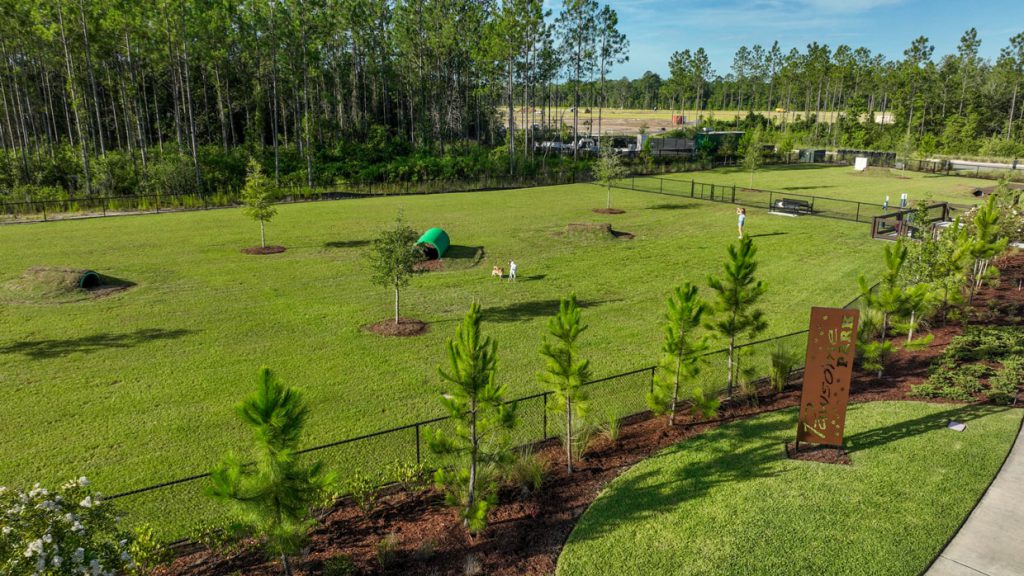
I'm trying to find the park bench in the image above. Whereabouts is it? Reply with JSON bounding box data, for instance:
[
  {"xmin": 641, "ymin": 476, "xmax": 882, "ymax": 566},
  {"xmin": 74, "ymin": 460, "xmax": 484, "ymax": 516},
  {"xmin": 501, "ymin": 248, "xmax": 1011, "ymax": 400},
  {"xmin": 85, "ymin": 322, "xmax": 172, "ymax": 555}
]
[{"xmin": 774, "ymin": 198, "xmax": 813, "ymax": 215}]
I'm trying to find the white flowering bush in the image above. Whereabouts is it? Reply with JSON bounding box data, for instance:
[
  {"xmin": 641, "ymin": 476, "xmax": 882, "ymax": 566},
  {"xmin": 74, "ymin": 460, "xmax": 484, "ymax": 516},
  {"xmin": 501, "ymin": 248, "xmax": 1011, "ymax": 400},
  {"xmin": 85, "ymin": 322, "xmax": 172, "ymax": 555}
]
[{"xmin": 0, "ymin": 478, "xmax": 135, "ymax": 575}]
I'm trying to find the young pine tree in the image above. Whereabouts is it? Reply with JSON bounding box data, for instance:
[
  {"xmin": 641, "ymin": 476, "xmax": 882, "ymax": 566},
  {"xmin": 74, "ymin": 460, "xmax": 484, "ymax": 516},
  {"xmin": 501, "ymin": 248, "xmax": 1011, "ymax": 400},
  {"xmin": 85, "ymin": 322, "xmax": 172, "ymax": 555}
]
[
  {"xmin": 647, "ymin": 283, "xmax": 712, "ymax": 426},
  {"xmin": 743, "ymin": 128, "xmax": 763, "ymax": 189},
  {"xmin": 241, "ymin": 158, "xmax": 278, "ymax": 248},
  {"xmin": 367, "ymin": 214, "xmax": 421, "ymax": 325},
  {"xmin": 428, "ymin": 302, "xmax": 516, "ymax": 534},
  {"xmin": 707, "ymin": 237, "xmax": 768, "ymax": 398},
  {"xmin": 539, "ymin": 294, "xmax": 591, "ymax": 473},
  {"xmin": 592, "ymin": 149, "xmax": 629, "ymax": 210},
  {"xmin": 967, "ymin": 194, "xmax": 1009, "ymax": 304},
  {"xmin": 209, "ymin": 368, "xmax": 335, "ymax": 576}
]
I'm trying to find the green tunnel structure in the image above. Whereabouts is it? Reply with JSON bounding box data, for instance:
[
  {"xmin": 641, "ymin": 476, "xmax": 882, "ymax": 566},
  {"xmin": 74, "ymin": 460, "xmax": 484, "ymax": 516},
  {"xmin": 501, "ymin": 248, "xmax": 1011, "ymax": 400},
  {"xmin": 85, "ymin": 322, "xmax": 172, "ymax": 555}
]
[{"xmin": 416, "ymin": 228, "xmax": 450, "ymax": 259}]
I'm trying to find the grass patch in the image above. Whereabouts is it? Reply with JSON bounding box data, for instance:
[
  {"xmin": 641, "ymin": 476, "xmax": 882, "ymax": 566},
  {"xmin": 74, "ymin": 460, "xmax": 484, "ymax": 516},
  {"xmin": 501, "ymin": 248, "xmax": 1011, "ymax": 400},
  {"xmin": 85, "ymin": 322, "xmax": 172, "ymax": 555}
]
[
  {"xmin": 0, "ymin": 181, "xmax": 881, "ymax": 538},
  {"xmin": 651, "ymin": 164, "xmax": 996, "ymax": 207},
  {"xmin": 556, "ymin": 401, "xmax": 1023, "ymax": 576}
]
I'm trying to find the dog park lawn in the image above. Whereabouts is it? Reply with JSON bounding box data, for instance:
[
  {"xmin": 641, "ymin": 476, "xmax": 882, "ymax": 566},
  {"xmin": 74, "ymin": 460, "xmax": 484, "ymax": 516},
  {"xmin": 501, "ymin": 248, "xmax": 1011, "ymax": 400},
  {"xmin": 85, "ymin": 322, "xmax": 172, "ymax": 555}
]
[
  {"xmin": 0, "ymin": 179, "xmax": 880, "ymax": 537},
  {"xmin": 556, "ymin": 401, "xmax": 1024, "ymax": 576},
  {"xmin": 653, "ymin": 164, "xmax": 995, "ymax": 207}
]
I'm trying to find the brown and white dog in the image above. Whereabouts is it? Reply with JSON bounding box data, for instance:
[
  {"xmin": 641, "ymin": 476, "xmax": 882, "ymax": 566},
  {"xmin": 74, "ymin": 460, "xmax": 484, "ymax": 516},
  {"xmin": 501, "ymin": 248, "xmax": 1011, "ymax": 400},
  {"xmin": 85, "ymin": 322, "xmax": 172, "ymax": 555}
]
[{"xmin": 491, "ymin": 266, "xmax": 504, "ymax": 278}]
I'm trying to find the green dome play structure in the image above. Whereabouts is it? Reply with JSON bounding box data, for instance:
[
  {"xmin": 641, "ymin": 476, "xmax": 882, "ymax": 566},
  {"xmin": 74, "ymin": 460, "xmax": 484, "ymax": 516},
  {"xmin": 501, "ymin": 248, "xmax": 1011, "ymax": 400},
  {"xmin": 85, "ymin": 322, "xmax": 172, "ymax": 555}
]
[{"xmin": 416, "ymin": 228, "xmax": 450, "ymax": 259}]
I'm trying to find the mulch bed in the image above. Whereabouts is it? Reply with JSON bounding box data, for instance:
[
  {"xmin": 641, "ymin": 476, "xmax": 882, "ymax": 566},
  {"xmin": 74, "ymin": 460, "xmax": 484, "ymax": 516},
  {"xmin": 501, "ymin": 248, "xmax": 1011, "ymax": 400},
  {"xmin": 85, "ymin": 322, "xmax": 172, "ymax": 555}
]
[
  {"xmin": 364, "ymin": 318, "xmax": 429, "ymax": 337},
  {"xmin": 785, "ymin": 442, "xmax": 852, "ymax": 465},
  {"xmin": 159, "ymin": 253, "xmax": 1024, "ymax": 576},
  {"xmin": 241, "ymin": 246, "xmax": 286, "ymax": 255},
  {"xmin": 592, "ymin": 208, "xmax": 625, "ymax": 214},
  {"xmin": 413, "ymin": 259, "xmax": 444, "ymax": 272}
]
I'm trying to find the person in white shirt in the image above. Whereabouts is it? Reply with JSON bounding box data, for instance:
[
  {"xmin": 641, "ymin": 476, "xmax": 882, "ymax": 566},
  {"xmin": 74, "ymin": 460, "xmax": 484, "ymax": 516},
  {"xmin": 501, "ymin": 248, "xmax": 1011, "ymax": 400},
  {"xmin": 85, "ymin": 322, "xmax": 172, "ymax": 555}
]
[{"xmin": 508, "ymin": 260, "xmax": 517, "ymax": 281}]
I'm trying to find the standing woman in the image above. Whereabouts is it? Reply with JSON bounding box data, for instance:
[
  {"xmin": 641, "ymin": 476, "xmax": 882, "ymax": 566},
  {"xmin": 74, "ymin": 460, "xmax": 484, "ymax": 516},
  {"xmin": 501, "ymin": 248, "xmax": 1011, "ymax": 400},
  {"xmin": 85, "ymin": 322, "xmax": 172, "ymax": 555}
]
[{"xmin": 737, "ymin": 207, "xmax": 746, "ymax": 238}]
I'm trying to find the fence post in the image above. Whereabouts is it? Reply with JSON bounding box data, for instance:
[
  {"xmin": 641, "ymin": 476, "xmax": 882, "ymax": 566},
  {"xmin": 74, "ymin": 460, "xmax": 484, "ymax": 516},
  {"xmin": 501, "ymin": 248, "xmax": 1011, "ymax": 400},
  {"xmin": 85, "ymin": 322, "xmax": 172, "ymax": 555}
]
[
  {"xmin": 660, "ymin": 179, "xmax": 663, "ymax": 194},
  {"xmin": 690, "ymin": 179, "xmax": 694, "ymax": 198},
  {"xmin": 542, "ymin": 393, "xmax": 548, "ymax": 440},
  {"xmin": 769, "ymin": 190, "xmax": 773, "ymax": 209},
  {"xmin": 632, "ymin": 176, "xmax": 635, "ymax": 190},
  {"xmin": 855, "ymin": 202, "xmax": 861, "ymax": 222},
  {"xmin": 649, "ymin": 366, "xmax": 655, "ymax": 394},
  {"xmin": 42, "ymin": 203, "xmax": 47, "ymax": 221},
  {"xmin": 732, "ymin": 184, "xmax": 736, "ymax": 203},
  {"xmin": 102, "ymin": 198, "xmax": 107, "ymax": 217},
  {"xmin": 415, "ymin": 424, "xmax": 421, "ymax": 465}
]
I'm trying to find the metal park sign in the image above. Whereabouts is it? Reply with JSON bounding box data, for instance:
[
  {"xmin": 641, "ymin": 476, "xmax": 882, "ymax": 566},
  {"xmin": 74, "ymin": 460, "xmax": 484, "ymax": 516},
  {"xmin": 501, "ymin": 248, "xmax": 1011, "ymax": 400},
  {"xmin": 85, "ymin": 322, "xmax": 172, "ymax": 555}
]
[{"xmin": 796, "ymin": 307, "xmax": 860, "ymax": 447}]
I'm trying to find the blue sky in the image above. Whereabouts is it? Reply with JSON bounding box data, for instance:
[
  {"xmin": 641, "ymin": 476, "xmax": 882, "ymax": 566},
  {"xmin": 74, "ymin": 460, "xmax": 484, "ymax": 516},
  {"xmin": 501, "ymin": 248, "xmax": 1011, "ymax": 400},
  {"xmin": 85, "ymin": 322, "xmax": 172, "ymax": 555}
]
[{"xmin": 545, "ymin": 0, "xmax": 1022, "ymax": 80}]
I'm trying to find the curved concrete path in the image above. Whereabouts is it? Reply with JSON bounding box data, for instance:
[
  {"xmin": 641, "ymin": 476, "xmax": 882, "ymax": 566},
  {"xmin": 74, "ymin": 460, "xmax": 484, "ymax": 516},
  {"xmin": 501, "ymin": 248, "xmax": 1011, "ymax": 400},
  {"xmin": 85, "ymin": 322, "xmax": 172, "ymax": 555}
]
[{"xmin": 925, "ymin": 422, "xmax": 1024, "ymax": 576}]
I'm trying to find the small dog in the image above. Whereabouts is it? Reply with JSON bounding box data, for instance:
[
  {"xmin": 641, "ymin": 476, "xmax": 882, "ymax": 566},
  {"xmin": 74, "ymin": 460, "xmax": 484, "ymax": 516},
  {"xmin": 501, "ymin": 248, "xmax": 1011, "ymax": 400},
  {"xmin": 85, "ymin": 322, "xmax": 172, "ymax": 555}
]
[{"xmin": 491, "ymin": 266, "xmax": 504, "ymax": 278}]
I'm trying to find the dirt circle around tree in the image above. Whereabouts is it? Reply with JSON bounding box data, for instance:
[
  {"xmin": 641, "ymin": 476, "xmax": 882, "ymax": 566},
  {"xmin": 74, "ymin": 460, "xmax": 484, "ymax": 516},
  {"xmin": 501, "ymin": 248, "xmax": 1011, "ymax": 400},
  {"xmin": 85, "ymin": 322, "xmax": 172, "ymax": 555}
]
[
  {"xmin": 413, "ymin": 259, "xmax": 444, "ymax": 272},
  {"xmin": 365, "ymin": 318, "xmax": 429, "ymax": 337},
  {"xmin": 592, "ymin": 208, "xmax": 625, "ymax": 215},
  {"xmin": 241, "ymin": 246, "xmax": 287, "ymax": 255}
]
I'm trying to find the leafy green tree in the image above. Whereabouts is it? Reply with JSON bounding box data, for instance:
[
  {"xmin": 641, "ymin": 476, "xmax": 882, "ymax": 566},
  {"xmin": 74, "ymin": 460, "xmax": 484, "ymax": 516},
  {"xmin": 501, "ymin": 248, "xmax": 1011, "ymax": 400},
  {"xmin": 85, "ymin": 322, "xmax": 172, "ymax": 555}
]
[
  {"xmin": 742, "ymin": 128, "xmax": 763, "ymax": 188},
  {"xmin": 209, "ymin": 368, "xmax": 335, "ymax": 576},
  {"xmin": 707, "ymin": 237, "xmax": 768, "ymax": 397},
  {"xmin": 647, "ymin": 283, "xmax": 711, "ymax": 425},
  {"xmin": 539, "ymin": 294, "xmax": 591, "ymax": 472},
  {"xmin": 367, "ymin": 215, "xmax": 421, "ymax": 325},
  {"xmin": 967, "ymin": 194, "xmax": 1010, "ymax": 304},
  {"xmin": 592, "ymin": 149, "xmax": 628, "ymax": 210},
  {"xmin": 241, "ymin": 158, "xmax": 278, "ymax": 248},
  {"xmin": 897, "ymin": 132, "xmax": 916, "ymax": 175},
  {"xmin": 429, "ymin": 303, "xmax": 516, "ymax": 534}
]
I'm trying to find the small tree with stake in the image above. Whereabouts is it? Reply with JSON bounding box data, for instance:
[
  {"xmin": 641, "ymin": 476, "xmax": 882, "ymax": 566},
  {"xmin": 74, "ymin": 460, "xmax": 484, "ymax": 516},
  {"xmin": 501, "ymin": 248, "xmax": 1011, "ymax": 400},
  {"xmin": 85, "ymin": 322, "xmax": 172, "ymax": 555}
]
[
  {"xmin": 647, "ymin": 283, "xmax": 712, "ymax": 426},
  {"xmin": 209, "ymin": 368, "xmax": 335, "ymax": 576},
  {"xmin": 592, "ymin": 149, "xmax": 629, "ymax": 210},
  {"xmin": 429, "ymin": 302, "xmax": 516, "ymax": 535},
  {"xmin": 241, "ymin": 158, "xmax": 278, "ymax": 248},
  {"xmin": 539, "ymin": 294, "xmax": 591, "ymax": 473},
  {"xmin": 707, "ymin": 237, "xmax": 768, "ymax": 398},
  {"xmin": 368, "ymin": 215, "xmax": 421, "ymax": 325}
]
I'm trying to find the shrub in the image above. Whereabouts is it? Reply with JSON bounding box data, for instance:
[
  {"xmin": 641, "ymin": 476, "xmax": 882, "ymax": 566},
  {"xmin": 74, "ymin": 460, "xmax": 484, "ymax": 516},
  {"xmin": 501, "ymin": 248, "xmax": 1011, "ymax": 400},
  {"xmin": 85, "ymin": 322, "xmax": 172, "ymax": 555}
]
[
  {"xmin": 988, "ymin": 356, "xmax": 1024, "ymax": 405},
  {"xmin": 346, "ymin": 470, "xmax": 381, "ymax": 515},
  {"xmin": 322, "ymin": 555, "xmax": 357, "ymax": 576},
  {"xmin": 0, "ymin": 477, "xmax": 136, "ymax": 576},
  {"xmin": 911, "ymin": 362, "xmax": 987, "ymax": 401},
  {"xmin": 376, "ymin": 532, "xmax": 401, "ymax": 570},
  {"xmin": 505, "ymin": 449, "xmax": 547, "ymax": 496},
  {"xmin": 601, "ymin": 414, "xmax": 622, "ymax": 442},
  {"xmin": 769, "ymin": 341, "xmax": 801, "ymax": 391}
]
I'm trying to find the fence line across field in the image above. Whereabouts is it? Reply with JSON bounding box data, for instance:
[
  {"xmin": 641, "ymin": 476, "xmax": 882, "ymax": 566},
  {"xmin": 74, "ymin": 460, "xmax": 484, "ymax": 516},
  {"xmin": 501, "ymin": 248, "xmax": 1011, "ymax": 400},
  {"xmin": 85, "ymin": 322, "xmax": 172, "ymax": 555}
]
[{"xmin": 103, "ymin": 284, "xmax": 866, "ymax": 542}]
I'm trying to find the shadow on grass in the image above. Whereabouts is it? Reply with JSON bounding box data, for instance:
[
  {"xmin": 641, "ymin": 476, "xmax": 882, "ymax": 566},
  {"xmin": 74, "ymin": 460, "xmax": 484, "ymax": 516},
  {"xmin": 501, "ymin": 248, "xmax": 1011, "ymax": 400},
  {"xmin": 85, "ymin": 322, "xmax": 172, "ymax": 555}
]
[
  {"xmin": 0, "ymin": 328, "xmax": 195, "ymax": 360},
  {"xmin": 568, "ymin": 414, "xmax": 791, "ymax": 544},
  {"xmin": 844, "ymin": 403, "xmax": 1009, "ymax": 454},
  {"xmin": 647, "ymin": 203, "xmax": 700, "ymax": 211},
  {"xmin": 324, "ymin": 239, "xmax": 371, "ymax": 249},
  {"xmin": 747, "ymin": 232, "xmax": 787, "ymax": 239},
  {"xmin": 444, "ymin": 245, "xmax": 484, "ymax": 261},
  {"xmin": 780, "ymin": 185, "xmax": 836, "ymax": 191},
  {"xmin": 483, "ymin": 297, "xmax": 615, "ymax": 323}
]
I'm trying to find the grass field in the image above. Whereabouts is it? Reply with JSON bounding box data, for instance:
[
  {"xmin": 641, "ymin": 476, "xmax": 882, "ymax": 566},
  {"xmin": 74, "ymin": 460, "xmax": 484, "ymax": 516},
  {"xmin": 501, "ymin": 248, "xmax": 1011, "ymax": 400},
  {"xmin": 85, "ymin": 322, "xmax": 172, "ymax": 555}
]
[
  {"xmin": 556, "ymin": 401, "xmax": 1024, "ymax": 576},
  {"xmin": 654, "ymin": 164, "xmax": 995, "ymax": 207},
  {"xmin": 0, "ymin": 180, "xmax": 879, "ymax": 497}
]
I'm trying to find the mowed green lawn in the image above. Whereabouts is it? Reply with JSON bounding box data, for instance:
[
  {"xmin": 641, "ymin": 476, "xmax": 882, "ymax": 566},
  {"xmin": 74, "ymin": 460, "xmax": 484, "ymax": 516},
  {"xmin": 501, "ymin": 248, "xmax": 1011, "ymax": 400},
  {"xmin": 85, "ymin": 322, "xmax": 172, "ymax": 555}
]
[
  {"xmin": 657, "ymin": 164, "xmax": 995, "ymax": 207},
  {"xmin": 0, "ymin": 182, "xmax": 878, "ymax": 506},
  {"xmin": 557, "ymin": 402, "xmax": 1024, "ymax": 576}
]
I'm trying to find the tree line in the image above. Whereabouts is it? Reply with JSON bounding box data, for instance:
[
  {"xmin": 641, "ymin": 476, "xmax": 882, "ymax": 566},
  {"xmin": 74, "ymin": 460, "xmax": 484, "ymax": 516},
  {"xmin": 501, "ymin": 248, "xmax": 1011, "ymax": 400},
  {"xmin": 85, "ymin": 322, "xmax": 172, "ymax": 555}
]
[{"xmin": 2, "ymin": 0, "xmax": 1023, "ymax": 203}]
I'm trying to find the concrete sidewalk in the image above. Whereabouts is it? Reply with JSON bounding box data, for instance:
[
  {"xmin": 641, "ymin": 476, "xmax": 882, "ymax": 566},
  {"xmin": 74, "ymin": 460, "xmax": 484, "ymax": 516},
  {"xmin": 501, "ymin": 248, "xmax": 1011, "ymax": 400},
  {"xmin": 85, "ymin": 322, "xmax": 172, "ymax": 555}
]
[{"xmin": 925, "ymin": 422, "xmax": 1024, "ymax": 576}]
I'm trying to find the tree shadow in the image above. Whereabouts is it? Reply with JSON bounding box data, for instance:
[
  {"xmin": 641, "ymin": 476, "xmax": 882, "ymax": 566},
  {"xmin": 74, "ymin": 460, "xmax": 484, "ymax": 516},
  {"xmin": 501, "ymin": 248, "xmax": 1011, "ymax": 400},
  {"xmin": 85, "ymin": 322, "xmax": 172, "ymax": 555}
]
[
  {"xmin": 747, "ymin": 232, "xmax": 787, "ymax": 238},
  {"xmin": 0, "ymin": 328, "xmax": 195, "ymax": 360},
  {"xmin": 483, "ymin": 298, "xmax": 614, "ymax": 323},
  {"xmin": 780, "ymin": 185, "xmax": 836, "ymax": 191},
  {"xmin": 568, "ymin": 414, "xmax": 791, "ymax": 544},
  {"xmin": 647, "ymin": 203, "xmax": 699, "ymax": 211},
  {"xmin": 323, "ymin": 240, "xmax": 371, "ymax": 249},
  {"xmin": 444, "ymin": 245, "xmax": 484, "ymax": 261},
  {"xmin": 844, "ymin": 403, "xmax": 1009, "ymax": 454}
]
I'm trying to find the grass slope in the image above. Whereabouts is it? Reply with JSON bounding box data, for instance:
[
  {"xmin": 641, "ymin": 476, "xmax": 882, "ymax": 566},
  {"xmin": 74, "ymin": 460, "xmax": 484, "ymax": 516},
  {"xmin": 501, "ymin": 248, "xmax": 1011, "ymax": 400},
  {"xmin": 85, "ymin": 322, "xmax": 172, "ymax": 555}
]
[
  {"xmin": 557, "ymin": 401, "xmax": 1023, "ymax": 576},
  {"xmin": 653, "ymin": 164, "xmax": 995, "ymax": 207},
  {"xmin": 0, "ymin": 181, "xmax": 879, "ymax": 535}
]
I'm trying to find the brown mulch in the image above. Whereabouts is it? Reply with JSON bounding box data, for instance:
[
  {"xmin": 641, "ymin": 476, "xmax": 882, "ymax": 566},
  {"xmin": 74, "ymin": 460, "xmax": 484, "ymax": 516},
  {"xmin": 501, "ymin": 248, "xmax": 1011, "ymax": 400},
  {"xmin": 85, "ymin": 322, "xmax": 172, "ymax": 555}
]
[
  {"xmin": 241, "ymin": 246, "xmax": 287, "ymax": 255},
  {"xmin": 160, "ymin": 253, "xmax": 1024, "ymax": 576},
  {"xmin": 785, "ymin": 442, "xmax": 852, "ymax": 465},
  {"xmin": 364, "ymin": 318, "xmax": 429, "ymax": 337},
  {"xmin": 412, "ymin": 259, "xmax": 444, "ymax": 272},
  {"xmin": 592, "ymin": 208, "xmax": 625, "ymax": 214}
]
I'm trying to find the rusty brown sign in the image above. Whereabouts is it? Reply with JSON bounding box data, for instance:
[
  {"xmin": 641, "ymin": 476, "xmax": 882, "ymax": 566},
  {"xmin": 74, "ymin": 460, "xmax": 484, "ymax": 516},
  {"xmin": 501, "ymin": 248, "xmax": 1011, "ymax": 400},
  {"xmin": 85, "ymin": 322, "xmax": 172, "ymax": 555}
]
[{"xmin": 796, "ymin": 307, "xmax": 860, "ymax": 447}]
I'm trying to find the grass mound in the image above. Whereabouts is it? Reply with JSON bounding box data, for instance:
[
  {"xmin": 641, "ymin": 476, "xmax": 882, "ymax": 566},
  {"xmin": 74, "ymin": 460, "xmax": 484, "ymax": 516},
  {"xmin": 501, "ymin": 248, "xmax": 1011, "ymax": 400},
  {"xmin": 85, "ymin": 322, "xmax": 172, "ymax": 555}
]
[
  {"xmin": 560, "ymin": 223, "xmax": 633, "ymax": 241},
  {"xmin": 557, "ymin": 401, "xmax": 1023, "ymax": 576},
  {"xmin": 1, "ymin": 266, "xmax": 132, "ymax": 303}
]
